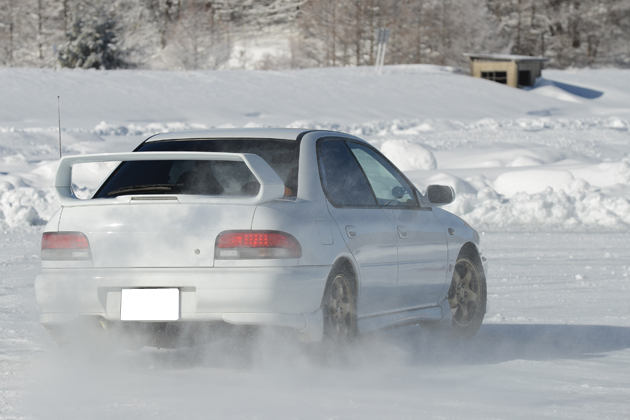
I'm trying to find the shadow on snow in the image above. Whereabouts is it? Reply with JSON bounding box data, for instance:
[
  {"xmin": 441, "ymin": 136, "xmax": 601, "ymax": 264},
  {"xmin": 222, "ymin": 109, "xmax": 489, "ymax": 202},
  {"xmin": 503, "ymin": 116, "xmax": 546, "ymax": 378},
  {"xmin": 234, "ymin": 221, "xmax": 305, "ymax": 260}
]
[
  {"xmin": 543, "ymin": 80, "xmax": 604, "ymax": 99},
  {"xmin": 391, "ymin": 323, "xmax": 630, "ymax": 366},
  {"xmin": 103, "ymin": 323, "xmax": 630, "ymax": 371}
]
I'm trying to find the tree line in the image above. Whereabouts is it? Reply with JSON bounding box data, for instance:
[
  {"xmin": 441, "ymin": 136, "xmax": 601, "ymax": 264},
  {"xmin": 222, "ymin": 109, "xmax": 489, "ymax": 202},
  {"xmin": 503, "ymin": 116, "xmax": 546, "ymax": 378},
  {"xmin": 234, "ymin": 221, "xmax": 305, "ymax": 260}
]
[{"xmin": 0, "ymin": 0, "xmax": 628, "ymax": 70}]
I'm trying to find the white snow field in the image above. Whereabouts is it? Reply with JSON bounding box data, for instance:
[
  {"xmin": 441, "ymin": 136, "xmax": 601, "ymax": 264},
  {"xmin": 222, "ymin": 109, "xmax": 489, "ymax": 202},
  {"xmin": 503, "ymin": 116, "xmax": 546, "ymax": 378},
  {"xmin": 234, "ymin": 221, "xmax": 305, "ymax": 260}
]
[{"xmin": 1, "ymin": 65, "xmax": 630, "ymax": 419}]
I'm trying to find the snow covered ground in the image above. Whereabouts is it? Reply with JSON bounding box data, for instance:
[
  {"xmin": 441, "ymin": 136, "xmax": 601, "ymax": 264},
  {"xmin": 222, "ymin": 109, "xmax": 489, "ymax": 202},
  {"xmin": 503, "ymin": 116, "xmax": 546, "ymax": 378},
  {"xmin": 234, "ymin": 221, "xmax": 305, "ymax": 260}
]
[
  {"xmin": 2, "ymin": 231, "xmax": 629, "ymax": 419},
  {"xmin": 1, "ymin": 65, "xmax": 629, "ymax": 419},
  {"xmin": 1, "ymin": 65, "xmax": 629, "ymax": 231}
]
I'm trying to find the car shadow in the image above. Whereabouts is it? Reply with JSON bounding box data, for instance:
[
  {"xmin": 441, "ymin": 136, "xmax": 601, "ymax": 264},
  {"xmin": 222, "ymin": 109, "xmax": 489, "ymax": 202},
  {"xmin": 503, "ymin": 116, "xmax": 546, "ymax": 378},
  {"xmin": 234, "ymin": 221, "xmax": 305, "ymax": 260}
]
[
  {"xmin": 387, "ymin": 323, "xmax": 630, "ymax": 366},
  {"xmin": 120, "ymin": 323, "xmax": 630, "ymax": 371}
]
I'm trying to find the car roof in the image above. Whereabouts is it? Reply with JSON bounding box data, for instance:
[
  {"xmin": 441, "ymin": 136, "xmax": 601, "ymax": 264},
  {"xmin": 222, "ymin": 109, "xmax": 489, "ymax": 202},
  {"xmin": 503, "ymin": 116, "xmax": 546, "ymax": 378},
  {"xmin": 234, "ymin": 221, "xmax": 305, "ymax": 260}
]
[{"xmin": 146, "ymin": 128, "xmax": 314, "ymax": 142}]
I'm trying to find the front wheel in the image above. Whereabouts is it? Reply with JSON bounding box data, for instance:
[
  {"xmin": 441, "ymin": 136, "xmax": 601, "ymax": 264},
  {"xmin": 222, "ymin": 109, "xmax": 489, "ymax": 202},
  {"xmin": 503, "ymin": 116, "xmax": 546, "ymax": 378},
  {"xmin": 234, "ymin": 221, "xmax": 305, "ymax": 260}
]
[{"xmin": 447, "ymin": 255, "xmax": 487, "ymax": 338}]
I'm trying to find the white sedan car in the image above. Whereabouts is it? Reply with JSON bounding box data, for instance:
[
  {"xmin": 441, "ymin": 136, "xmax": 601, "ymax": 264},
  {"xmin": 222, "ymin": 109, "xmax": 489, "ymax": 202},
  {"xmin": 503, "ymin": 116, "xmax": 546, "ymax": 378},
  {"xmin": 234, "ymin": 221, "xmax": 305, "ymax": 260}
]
[{"xmin": 36, "ymin": 128, "xmax": 487, "ymax": 348}]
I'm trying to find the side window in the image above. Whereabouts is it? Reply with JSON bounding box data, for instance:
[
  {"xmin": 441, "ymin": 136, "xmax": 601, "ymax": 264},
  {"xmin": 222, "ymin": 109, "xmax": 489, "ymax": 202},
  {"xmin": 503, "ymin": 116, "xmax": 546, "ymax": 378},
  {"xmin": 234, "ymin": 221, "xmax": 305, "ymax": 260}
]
[
  {"xmin": 318, "ymin": 140, "xmax": 377, "ymax": 207},
  {"xmin": 346, "ymin": 142, "xmax": 418, "ymax": 207}
]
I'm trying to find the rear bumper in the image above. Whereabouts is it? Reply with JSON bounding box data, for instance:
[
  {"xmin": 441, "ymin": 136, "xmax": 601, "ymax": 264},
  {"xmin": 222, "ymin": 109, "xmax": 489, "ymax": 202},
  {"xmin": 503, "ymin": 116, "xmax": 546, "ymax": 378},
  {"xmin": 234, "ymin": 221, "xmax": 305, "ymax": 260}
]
[{"xmin": 35, "ymin": 266, "xmax": 330, "ymax": 342}]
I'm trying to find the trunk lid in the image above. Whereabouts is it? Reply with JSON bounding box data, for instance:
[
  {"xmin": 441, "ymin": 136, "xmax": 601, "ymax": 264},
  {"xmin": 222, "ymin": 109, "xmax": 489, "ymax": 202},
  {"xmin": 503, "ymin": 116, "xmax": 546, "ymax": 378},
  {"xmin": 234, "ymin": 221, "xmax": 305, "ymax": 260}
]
[{"xmin": 59, "ymin": 201, "xmax": 255, "ymax": 268}]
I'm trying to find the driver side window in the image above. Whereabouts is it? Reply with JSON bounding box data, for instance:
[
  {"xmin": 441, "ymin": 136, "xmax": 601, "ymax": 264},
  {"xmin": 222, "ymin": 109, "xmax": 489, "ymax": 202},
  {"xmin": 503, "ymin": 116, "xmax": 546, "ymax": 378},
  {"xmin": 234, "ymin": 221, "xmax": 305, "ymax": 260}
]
[{"xmin": 346, "ymin": 142, "xmax": 418, "ymax": 207}]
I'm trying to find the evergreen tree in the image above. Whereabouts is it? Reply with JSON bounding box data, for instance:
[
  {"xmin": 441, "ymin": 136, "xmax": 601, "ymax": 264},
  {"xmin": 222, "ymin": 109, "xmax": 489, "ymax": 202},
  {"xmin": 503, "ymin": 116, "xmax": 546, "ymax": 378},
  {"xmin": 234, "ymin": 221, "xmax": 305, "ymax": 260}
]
[
  {"xmin": 1, "ymin": 0, "xmax": 629, "ymax": 70},
  {"xmin": 58, "ymin": 7, "xmax": 127, "ymax": 69}
]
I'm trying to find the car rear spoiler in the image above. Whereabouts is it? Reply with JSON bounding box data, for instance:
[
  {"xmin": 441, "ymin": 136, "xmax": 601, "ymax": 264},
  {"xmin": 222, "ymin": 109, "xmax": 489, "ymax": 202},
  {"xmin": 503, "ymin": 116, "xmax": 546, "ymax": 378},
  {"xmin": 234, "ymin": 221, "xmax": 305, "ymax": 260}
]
[{"xmin": 54, "ymin": 152, "xmax": 286, "ymax": 207}]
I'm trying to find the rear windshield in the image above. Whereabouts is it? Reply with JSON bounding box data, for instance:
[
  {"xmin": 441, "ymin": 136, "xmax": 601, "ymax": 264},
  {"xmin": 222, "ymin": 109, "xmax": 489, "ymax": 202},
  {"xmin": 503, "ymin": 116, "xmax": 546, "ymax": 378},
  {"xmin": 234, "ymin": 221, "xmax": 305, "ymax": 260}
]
[{"xmin": 94, "ymin": 139, "xmax": 299, "ymax": 198}]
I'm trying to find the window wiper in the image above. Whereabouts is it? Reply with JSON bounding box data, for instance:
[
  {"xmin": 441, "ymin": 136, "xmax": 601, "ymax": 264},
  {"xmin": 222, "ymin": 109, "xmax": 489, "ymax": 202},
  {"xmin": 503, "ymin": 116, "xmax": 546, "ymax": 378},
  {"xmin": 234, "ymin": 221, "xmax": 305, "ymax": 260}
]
[{"xmin": 106, "ymin": 184, "xmax": 182, "ymax": 197}]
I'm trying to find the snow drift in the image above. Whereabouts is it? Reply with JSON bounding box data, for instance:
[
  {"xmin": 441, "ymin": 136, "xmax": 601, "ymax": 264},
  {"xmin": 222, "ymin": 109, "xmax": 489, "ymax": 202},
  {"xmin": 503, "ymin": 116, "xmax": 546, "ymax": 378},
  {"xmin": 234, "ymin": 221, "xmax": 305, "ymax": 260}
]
[{"xmin": 1, "ymin": 65, "xmax": 630, "ymax": 231}]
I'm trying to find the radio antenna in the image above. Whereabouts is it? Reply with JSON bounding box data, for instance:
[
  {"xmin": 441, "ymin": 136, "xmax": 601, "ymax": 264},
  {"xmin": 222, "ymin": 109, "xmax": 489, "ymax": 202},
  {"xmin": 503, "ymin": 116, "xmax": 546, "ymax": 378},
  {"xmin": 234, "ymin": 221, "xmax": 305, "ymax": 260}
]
[{"xmin": 57, "ymin": 96, "xmax": 62, "ymax": 158}]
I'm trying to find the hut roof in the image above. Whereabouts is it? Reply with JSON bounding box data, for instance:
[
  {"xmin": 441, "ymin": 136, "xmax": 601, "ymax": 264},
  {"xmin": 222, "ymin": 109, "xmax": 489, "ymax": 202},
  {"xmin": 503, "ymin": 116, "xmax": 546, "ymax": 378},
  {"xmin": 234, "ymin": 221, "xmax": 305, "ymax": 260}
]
[{"xmin": 463, "ymin": 53, "xmax": 549, "ymax": 62}]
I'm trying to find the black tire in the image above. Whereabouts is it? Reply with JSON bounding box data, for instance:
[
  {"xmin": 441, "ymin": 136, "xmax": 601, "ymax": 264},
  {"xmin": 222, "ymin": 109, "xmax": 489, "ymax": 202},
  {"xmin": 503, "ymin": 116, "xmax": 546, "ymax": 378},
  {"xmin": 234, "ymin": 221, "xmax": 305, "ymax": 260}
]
[
  {"xmin": 321, "ymin": 265, "xmax": 358, "ymax": 344},
  {"xmin": 447, "ymin": 253, "xmax": 487, "ymax": 339}
]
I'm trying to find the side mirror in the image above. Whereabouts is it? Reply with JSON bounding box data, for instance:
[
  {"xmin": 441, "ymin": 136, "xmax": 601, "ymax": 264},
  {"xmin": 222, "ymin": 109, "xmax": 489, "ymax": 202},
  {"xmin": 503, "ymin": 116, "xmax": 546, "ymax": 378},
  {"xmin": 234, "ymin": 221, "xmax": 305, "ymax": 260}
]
[
  {"xmin": 391, "ymin": 186, "xmax": 406, "ymax": 199},
  {"xmin": 420, "ymin": 185, "xmax": 455, "ymax": 206}
]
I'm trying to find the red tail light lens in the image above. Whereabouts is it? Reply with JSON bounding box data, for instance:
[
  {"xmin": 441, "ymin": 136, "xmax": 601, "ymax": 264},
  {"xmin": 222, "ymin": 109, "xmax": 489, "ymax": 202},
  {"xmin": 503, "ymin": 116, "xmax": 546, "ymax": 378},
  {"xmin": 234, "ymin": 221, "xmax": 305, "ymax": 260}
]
[
  {"xmin": 41, "ymin": 232, "xmax": 92, "ymax": 261},
  {"xmin": 215, "ymin": 231, "xmax": 302, "ymax": 259}
]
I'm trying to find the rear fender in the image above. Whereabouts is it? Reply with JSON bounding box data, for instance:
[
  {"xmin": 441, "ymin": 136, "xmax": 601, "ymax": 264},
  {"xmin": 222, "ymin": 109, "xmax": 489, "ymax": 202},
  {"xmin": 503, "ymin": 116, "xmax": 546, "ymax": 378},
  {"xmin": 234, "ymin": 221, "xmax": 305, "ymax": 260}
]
[{"xmin": 252, "ymin": 200, "xmax": 351, "ymax": 267}]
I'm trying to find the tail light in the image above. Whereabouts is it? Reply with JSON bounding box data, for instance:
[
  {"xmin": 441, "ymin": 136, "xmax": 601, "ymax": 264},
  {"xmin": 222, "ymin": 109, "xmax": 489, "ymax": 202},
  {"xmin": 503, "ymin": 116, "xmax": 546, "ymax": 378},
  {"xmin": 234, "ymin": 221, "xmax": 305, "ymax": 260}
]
[
  {"xmin": 41, "ymin": 232, "xmax": 92, "ymax": 261},
  {"xmin": 215, "ymin": 231, "xmax": 302, "ymax": 259}
]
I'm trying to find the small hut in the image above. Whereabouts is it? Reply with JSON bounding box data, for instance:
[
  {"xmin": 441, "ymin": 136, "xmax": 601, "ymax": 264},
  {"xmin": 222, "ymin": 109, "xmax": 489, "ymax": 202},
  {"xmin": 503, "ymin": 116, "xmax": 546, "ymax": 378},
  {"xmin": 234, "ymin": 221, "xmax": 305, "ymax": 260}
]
[{"xmin": 463, "ymin": 53, "xmax": 549, "ymax": 88}]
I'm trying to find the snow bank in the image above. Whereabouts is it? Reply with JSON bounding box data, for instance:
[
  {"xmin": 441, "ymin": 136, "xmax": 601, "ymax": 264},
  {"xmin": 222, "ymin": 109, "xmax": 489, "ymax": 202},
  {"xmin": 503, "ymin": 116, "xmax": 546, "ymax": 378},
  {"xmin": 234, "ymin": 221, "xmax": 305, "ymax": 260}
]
[
  {"xmin": 380, "ymin": 140, "xmax": 437, "ymax": 171},
  {"xmin": 94, "ymin": 121, "xmax": 209, "ymax": 137},
  {"xmin": 493, "ymin": 170, "xmax": 578, "ymax": 197},
  {"xmin": 0, "ymin": 182, "xmax": 57, "ymax": 229},
  {"xmin": 446, "ymin": 186, "xmax": 630, "ymax": 230},
  {"xmin": 288, "ymin": 115, "xmax": 630, "ymax": 136},
  {"xmin": 2, "ymin": 66, "xmax": 630, "ymax": 231},
  {"xmin": 2, "ymin": 113, "xmax": 630, "ymax": 231},
  {"xmin": 530, "ymin": 85, "xmax": 584, "ymax": 103},
  {"xmin": 402, "ymin": 166, "xmax": 630, "ymax": 230}
]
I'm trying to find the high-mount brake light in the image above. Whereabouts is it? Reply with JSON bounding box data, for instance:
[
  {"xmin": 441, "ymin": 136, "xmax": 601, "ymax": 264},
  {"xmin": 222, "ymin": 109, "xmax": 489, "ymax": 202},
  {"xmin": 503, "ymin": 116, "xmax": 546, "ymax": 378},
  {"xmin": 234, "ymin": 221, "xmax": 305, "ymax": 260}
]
[
  {"xmin": 41, "ymin": 232, "xmax": 92, "ymax": 261},
  {"xmin": 215, "ymin": 231, "xmax": 302, "ymax": 259}
]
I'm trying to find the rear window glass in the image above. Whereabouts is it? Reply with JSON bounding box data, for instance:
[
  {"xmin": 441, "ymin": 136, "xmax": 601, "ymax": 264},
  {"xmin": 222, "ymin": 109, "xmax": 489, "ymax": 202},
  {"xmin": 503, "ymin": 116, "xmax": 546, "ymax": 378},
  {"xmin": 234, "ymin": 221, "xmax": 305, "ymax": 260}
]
[{"xmin": 94, "ymin": 139, "xmax": 299, "ymax": 198}]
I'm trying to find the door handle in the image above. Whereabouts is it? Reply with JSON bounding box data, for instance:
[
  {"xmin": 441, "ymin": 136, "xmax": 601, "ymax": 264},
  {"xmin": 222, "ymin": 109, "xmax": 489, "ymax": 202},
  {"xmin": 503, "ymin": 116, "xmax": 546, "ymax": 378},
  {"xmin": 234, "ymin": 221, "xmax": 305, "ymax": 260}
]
[
  {"xmin": 397, "ymin": 225, "xmax": 408, "ymax": 239},
  {"xmin": 345, "ymin": 225, "xmax": 357, "ymax": 239}
]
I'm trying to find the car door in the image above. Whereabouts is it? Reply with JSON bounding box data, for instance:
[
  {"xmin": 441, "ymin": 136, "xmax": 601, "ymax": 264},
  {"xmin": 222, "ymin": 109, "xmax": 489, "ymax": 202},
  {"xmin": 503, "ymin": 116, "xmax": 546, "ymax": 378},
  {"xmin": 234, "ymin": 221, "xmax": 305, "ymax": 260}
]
[
  {"xmin": 317, "ymin": 139, "xmax": 399, "ymax": 315},
  {"xmin": 345, "ymin": 142, "xmax": 449, "ymax": 309}
]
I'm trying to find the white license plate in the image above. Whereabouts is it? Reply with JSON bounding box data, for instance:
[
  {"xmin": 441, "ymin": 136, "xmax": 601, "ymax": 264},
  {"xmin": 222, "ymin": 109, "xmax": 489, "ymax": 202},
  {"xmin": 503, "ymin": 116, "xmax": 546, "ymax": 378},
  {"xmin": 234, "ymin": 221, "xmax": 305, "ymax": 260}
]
[{"xmin": 120, "ymin": 288, "xmax": 180, "ymax": 321}]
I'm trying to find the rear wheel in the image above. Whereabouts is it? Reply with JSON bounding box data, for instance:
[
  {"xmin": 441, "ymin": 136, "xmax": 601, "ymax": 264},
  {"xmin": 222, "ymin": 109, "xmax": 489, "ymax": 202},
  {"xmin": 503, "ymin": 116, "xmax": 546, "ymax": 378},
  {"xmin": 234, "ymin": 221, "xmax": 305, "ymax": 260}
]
[
  {"xmin": 322, "ymin": 266, "xmax": 357, "ymax": 344},
  {"xmin": 448, "ymin": 256, "xmax": 486, "ymax": 338}
]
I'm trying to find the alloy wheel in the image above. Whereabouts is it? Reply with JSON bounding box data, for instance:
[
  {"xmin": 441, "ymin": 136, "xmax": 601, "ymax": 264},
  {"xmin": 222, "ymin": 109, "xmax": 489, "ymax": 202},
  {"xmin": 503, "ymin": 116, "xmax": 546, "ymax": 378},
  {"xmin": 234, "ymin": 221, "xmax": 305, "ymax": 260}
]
[
  {"xmin": 448, "ymin": 258, "xmax": 482, "ymax": 328},
  {"xmin": 325, "ymin": 273, "xmax": 356, "ymax": 341}
]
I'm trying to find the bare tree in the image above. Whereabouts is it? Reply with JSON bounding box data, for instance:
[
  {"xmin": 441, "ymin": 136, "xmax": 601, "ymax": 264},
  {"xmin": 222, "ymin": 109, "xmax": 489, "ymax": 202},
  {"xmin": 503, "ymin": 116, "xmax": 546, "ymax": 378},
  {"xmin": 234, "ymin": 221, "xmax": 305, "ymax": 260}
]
[
  {"xmin": 166, "ymin": 2, "xmax": 230, "ymax": 70},
  {"xmin": 0, "ymin": 0, "xmax": 629, "ymax": 70},
  {"xmin": 144, "ymin": 0, "xmax": 181, "ymax": 49},
  {"xmin": 0, "ymin": 0, "xmax": 18, "ymax": 65}
]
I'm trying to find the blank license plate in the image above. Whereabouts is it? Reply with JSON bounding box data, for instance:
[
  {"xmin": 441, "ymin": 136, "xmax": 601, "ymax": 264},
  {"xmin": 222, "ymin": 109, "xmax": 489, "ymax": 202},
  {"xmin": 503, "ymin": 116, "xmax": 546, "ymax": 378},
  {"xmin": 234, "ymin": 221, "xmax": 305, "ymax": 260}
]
[{"xmin": 121, "ymin": 288, "xmax": 180, "ymax": 321}]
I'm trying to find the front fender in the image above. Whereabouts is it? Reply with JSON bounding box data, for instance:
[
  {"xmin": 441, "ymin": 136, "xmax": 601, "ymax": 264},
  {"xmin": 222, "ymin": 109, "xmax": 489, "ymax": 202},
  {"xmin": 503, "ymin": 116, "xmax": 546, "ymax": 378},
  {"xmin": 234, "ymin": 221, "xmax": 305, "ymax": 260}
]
[
  {"xmin": 432, "ymin": 207, "xmax": 481, "ymax": 261},
  {"xmin": 432, "ymin": 208, "xmax": 487, "ymax": 313}
]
